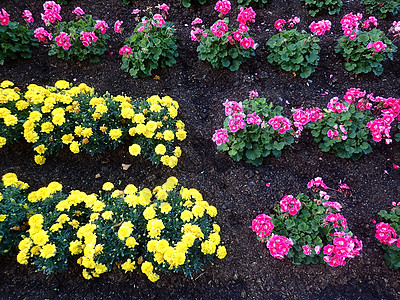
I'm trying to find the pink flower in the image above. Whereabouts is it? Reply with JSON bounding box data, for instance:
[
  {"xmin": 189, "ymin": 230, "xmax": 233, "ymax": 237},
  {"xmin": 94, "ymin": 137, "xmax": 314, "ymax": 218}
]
[
  {"xmin": 94, "ymin": 20, "xmax": 109, "ymax": 34},
  {"xmin": 268, "ymin": 115, "xmax": 292, "ymax": 134},
  {"xmin": 307, "ymin": 177, "xmax": 327, "ymax": 189},
  {"xmin": 0, "ymin": 8, "xmax": 9, "ymax": 26},
  {"xmin": 152, "ymin": 14, "xmax": 165, "ymax": 27},
  {"xmin": 323, "ymin": 201, "xmax": 342, "ymax": 212},
  {"xmin": 228, "ymin": 113, "xmax": 246, "ymax": 132},
  {"xmin": 72, "ymin": 7, "xmax": 85, "ymax": 16},
  {"xmin": 280, "ymin": 194, "xmax": 301, "ymax": 215},
  {"xmin": 191, "ymin": 18, "xmax": 203, "ymax": 26},
  {"xmin": 249, "ymin": 90, "xmax": 258, "ymax": 98},
  {"xmin": 80, "ymin": 31, "xmax": 98, "ymax": 47},
  {"xmin": 323, "ymin": 213, "xmax": 347, "ymax": 230},
  {"xmin": 309, "ymin": 20, "xmax": 331, "ymax": 36},
  {"xmin": 34, "ymin": 27, "xmax": 53, "ymax": 42},
  {"xmin": 55, "ymin": 32, "xmax": 71, "ymax": 50},
  {"xmin": 191, "ymin": 28, "xmax": 206, "ymax": 42},
  {"xmin": 246, "ymin": 112, "xmax": 262, "ymax": 126},
  {"xmin": 156, "ymin": 3, "xmax": 170, "ymax": 14},
  {"xmin": 240, "ymin": 37, "xmax": 256, "ymax": 50},
  {"xmin": 274, "ymin": 19, "xmax": 286, "ymax": 32},
  {"xmin": 223, "ymin": 100, "xmax": 243, "ymax": 116},
  {"xmin": 267, "ymin": 234, "xmax": 293, "ymax": 259},
  {"xmin": 119, "ymin": 45, "xmax": 133, "ymax": 57},
  {"xmin": 41, "ymin": 1, "xmax": 62, "ymax": 26},
  {"xmin": 211, "ymin": 19, "xmax": 228, "ymax": 37},
  {"xmin": 237, "ymin": 7, "xmax": 256, "ymax": 25},
  {"xmin": 315, "ymin": 245, "xmax": 321, "ymax": 254},
  {"xmin": 363, "ymin": 16, "xmax": 378, "ymax": 30},
  {"xmin": 375, "ymin": 222, "xmax": 397, "ymax": 245},
  {"xmin": 131, "ymin": 9, "xmax": 140, "ymax": 15},
  {"xmin": 215, "ymin": 0, "xmax": 231, "ymax": 15},
  {"xmin": 212, "ymin": 128, "xmax": 229, "ymax": 146},
  {"xmin": 114, "ymin": 20, "xmax": 123, "ymax": 33},
  {"xmin": 302, "ymin": 245, "xmax": 311, "ymax": 255},
  {"xmin": 252, "ymin": 214, "xmax": 274, "ymax": 239},
  {"xmin": 22, "ymin": 10, "xmax": 34, "ymax": 23}
]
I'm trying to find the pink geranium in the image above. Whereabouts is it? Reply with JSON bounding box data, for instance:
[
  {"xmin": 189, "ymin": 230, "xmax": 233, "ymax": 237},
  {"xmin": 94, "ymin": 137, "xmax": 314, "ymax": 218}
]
[
  {"xmin": 302, "ymin": 245, "xmax": 311, "ymax": 255},
  {"xmin": 55, "ymin": 32, "xmax": 71, "ymax": 50},
  {"xmin": 252, "ymin": 214, "xmax": 274, "ymax": 239},
  {"xmin": 0, "ymin": 8, "xmax": 9, "ymax": 26},
  {"xmin": 80, "ymin": 31, "xmax": 98, "ymax": 47},
  {"xmin": 156, "ymin": 3, "xmax": 169, "ymax": 14},
  {"xmin": 212, "ymin": 128, "xmax": 229, "ymax": 146},
  {"xmin": 34, "ymin": 27, "xmax": 53, "ymax": 42},
  {"xmin": 72, "ymin": 7, "xmax": 85, "ymax": 16},
  {"xmin": 191, "ymin": 18, "xmax": 203, "ymax": 26},
  {"xmin": 274, "ymin": 19, "xmax": 286, "ymax": 32},
  {"xmin": 191, "ymin": 28, "xmax": 206, "ymax": 42},
  {"xmin": 223, "ymin": 100, "xmax": 243, "ymax": 116},
  {"xmin": 240, "ymin": 37, "xmax": 256, "ymax": 50},
  {"xmin": 280, "ymin": 194, "xmax": 301, "ymax": 215},
  {"xmin": 94, "ymin": 20, "xmax": 109, "ymax": 34},
  {"xmin": 41, "ymin": 1, "xmax": 62, "ymax": 26},
  {"xmin": 119, "ymin": 45, "xmax": 133, "ymax": 57},
  {"xmin": 246, "ymin": 112, "xmax": 262, "ymax": 126},
  {"xmin": 267, "ymin": 234, "xmax": 293, "ymax": 259},
  {"xmin": 114, "ymin": 20, "xmax": 123, "ymax": 33},
  {"xmin": 215, "ymin": 0, "xmax": 231, "ymax": 15},
  {"xmin": 22, "ymin": 10, "xmax": 34, "ymax": 23},
  {"xmin": 375, "ymin": 222, "xmax": 397, "ymax": 245},
  {"xmin": 268, "ymin": 115, "xmax": 292, "ymax": 134},
  {"xmin": 211, "ymin": 19, "xmax": 228, "ymax": 37},
  {"xmin": 307, "ymin": 177, "xmax": 327, "ymax": 189},
  {"xmin": 309, "ymin": 20, "xmax": 331, "ymax": 36},
  {"xmin": 237, "ymin": 7, "xmax": 256, "ymax": 25},
  {"xmin": 131, "ymin": 9, "xmax": 140, "ymax": 15},
  {"xmin": 152, "ymin": 14, "xmax": 165, "ymax": 27}
]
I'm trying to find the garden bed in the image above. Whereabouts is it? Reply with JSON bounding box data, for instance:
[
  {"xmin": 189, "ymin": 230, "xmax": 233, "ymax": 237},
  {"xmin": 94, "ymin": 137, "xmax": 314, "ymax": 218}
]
[{"xmin": 1, "ymin": 0, "xmax": 400, "ymax": 298}]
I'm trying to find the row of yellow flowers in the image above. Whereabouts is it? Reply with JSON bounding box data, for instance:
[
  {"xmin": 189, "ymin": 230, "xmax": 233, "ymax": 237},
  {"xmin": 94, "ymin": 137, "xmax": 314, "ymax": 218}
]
[
  {"xmin": 0, "ymin": 173, "xmax": 226, "ymax": 281},
  {"xmin": 0, "ymin": 80, "xmax": 186, "ymax": 168}
]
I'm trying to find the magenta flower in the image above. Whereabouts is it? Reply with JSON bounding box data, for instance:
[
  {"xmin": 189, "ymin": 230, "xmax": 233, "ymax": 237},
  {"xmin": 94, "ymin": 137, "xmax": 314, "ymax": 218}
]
[
  {"xmin": 156, "ymin": 3, "xmax": 169, "ymax": 15},
  {"xmin": 80, "ymin": 31, "xmax": 97, "ymax": 47},
  {"xmin": 212, "ymin": 128, "xmax": 229, "ymax": 146},
  {"xmin": 252, "ymin": 214, "xmax": 274, "ymax": 239},
  {"xmin": 240, "ymin": 37, "xmax": 256, "ymax": 50},
  {"xmin": 114, "ymin": 20, "xmax": 123, "ymax": 33},
  {"xmin": 211, "ymin": 19, "xmax": 228, "ymax": 37},
  {"xmin": 55, "ymin": 32, "xmax": 71, "ymax": 50},
  {"xmin": 191, "ymin": 18, "xmax": 203, "ymax": 26},
  {"xmin": 309, "ymin": 20, "xmax": 331, "ymax": 36},
  {"xmin": 302, "ymin": 245, "xmax": 311, "ymax": 255},
  {"xmin": 267, "ymin": 234, "xmax": 293, "ymax": 259},
  {"xmin": 215, "ymin": 0, "xmax": 231, "ymax": 15},
  {"xmin": 280, "ymin": 194, "xmax": 301, "ymax": 215},
  {"xmin": 72, "ymin": 7, "xmax": 85, "ymax": 16},
  {"xmin": 131, "ymin": 9, "xmax": 140, "ymax": 15},
  {"xmin": 274, "ymin": 19, "xmax": 286, "ymax": 32},
  {"xmin": 41, "ymin": 1, "xmax": 62, "ymax": 26},
  {"xmin": 237, "ymin": 7, "xmax": 256, "ymax": 25},
  {"xmin": 94, "ymin": 20, "xmax": 109, "ymax": 34},
  {"xmin": 119, "ymin": 45, "xmax": 133, "ymax": 57},
  {"xmin": 34, "ymin": 27, "xmax": 53, "ymax": 42},
  {"xmin": 152, "ymin": 14, "xmax": 165, "ymax": 27},
  {"xmin": 22, "ymin": 10, "xmax": 34, "ymax": 23},
  {"xmin": 0, "ymin": 8, "xmax": 9, "ymax": 26}
]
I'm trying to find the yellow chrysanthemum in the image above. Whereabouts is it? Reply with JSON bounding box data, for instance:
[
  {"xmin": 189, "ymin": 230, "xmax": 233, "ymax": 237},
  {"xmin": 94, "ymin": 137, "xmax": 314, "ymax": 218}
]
[
  {"xmin": 40, "ymin": 243, "xmax": 56, "ymax": 259},
  {"xmin": 54, "ymin": 80, "xmax": 70, "ymax": 89},
  {"xmin": 102, "ymin": 182, "xmax": 114, "ymax": 191},
  {"xmin": 129, "ymin": 144, "xmax": 141, "ymax": 156},
  {"xmin": 69, "ymin": 141, "xmax": 80, "ymax": 154},
  {"xmin": 155, "ymin": 144, "xmax": 166, "ymax": 155},
  {"xmin": 61, "ymin": 134, "xmax": 74, "ymax": 144},
  {"xmin": 176, "ymin": 130, "xmax": 187, "ymax": 141},
  {"xmin": 141, "ymin": 261, "xmax": 153, "ymax": 275},
  {"xmin": 101, "ymin": 211, "xmax": 113, "ymax": 220},
  {"xmin": 41, "ymin": 122, "xmax": 54, "ymax": 133},
  {"xmin": 201, "ymin": 240, "xmax": 217, "ymax": 255},
  {"xmin": 163, "ymin": 130, "xmax": 174, "ymax": 141},
  {"xmin": 160, "ymin": 202, "xmax": 172, "ymax": 214},
  {"xmin": 216, "ymin": 245, "xmax": 227, "ymax": 259},
  {"xmin": 180, "ymin": 210, "xmax": 193, "ymax": 222},
  {"xmin": 126, "ymin": 236, "xmax": 137, "ymax": 248},
  {"xmin": 143, "ymin": 206, "xmax": 156, "ymax": 220},
  {"xmin": 121, "ymin": 259, "xmax": 136, "ymax": 272},
  {"xmin": 34, "ymin": 155, "xmax": 46, "ymax": 165},
  {"xmin": 109, "ymin": 128, "xmax": 122, "ymax": 140}
]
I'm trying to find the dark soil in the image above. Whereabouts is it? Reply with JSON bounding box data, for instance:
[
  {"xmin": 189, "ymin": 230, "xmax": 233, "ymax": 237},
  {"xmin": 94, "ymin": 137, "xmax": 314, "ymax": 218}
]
[{"xmin": 1, "ymin": 0, "xmax": 400, "ymax": 299}]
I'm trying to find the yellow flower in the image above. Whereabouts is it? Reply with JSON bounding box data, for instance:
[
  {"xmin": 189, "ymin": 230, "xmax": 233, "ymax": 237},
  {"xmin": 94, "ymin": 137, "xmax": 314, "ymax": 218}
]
[
  {"xmin": 150, "ymin": 104, "xmax": 162, "ymax": 112},
  {"xmin": 0, "ymin": 214, "xmax": 6, "ymax": 222},
  {"xmin": 40, "ymin": 243, "xmax": 56, "ymax": 259},
  {"xmin": 147, "ymin": 240, "xmax": 158, "ymax": 252},
  {"xmin": 209, "ymin": 232, "xmax": 221, "ymax": 245},
  {"xmin": 121, "ymin": 259, "xmax": 136, "ymax": 272},
  {"xmin": 124, "ymin": 184, "xmax": 138, "ymax": 195},
  {"xmin": 146, "ymin": 219, "xmax": 164, "ymax": 238},
  {"xmin": 213, "ymin": 224, "xmax": 220, "ymax": 233},
  {"xmin": 168, "ymin": 106, "xmax": 177, "ymax": 118},
  {"xmin": 24, "ymin": 130, "xmax": 39, "ymax": 143},
  {"xmin": 216, "ymin": 245, "xmax": 227, "ymax": 259},
  {"xmin": 41, "ymin": 122, "xmax": 54, "ymax": 133},
  {"xmin": 102, "ymin": 182, "xmax": 114, "ymax": 191},
  {"xmin": 128, "ymin": 127, "xmax": 136, "ymax": 136},
  {"xmin": 129, "ymin": 144, "xmax": 141, "ymax": 156},
  {"xmin": 163, "ymin": 130, "xmax": 174, "ymax": 141},
  {"xmin": 146, "ymin": 121, "xmax": 158, "ymax": 132},
  {"xmin": 134, "ymin": 113, "xmax": 145, "ymax": 123},
  {"xmin": 94, "ymin": 263, "xmax": 107, "ymax": 275},
  {"xmin": 82, "ymin": 269, "xmax": 92, "ymax": 280},
  {"xmin": 69, "ymin": 141, "xmax": 80, "ymax": 154},
  {"xmin": 55, "ymin": 80, "xmax": 70, "ymax": 89},
  {"xmin": 109, "ymin": 128, "xmax": 122, "ymax": 140},
  {"xmin": 1, "ymin": 80, "xmax": 14, "ymax": 88},
  {"xmin": 160, "ymin": 155, "xmax": 170, "ymax": 166},
  {"xmin": 206, "ymin": 206, "xmax": 218, "ymax": 217},
  {"xmin": 168, "ymin": 156, "xmax": 178, "ymax": 168},
  {"xmin": 175, "ymin": 241, "xmax": 188, "ymax": 253},
  {"xmin": 15, "ymin": 100, "xmax": 29, "ymax": 110},
  {"xmin": 16, "ymin": 251, "xmax": 28, "ymax": 265},
  {"xmin": 0, "ymin": 136, "xmax": 6, "ymax": 147},
  {"xmin": 136, "ymin": 123, "xmax": 146, "ymax": 134},
  {"xmin": 176, "ymin": 120, "xmax": 185, "ymax": 129},
  {"xmin": 126, "ymin": 237, "xmax": 137, "ymax": 248},
  {"xmin": 52, "ymin": 114, "xmax": 65, "ymax": 126},
  {"xmin": 176, "ymin": 129, "xmax": 187, "ymax": 141},
  {"xmin": 156, "ymin": 239, "xmax": 169, "ymax": 254},
  {"xmin": 121, "ymin": 108, "xmax": 134, "ymax": 119},
  {"xmin": 82, "ymin": 128, "xmax": 93, "ymax": 138},
  {"xmin": 192, "ymin": 205, "xmax": 205, "ymax": 218},
  {"xmin": 61, "ymin": 134, "xmax": 74, "ymax": 144},
  {"xmin": 34, "ymin": 144, "xmax": 47, "ymax": 154},
  {"xmin": 28, "ymin": 214, "xmax": 44, "ymax": 228},
  {"xmin": 143, "ymin": 206, "xmax": 156, "ymax": 220},
  {"xmin": 101, "ymin": 211, "xmax": 113, "ymax": 220},
  {"xmin": 49, "ymin": 223, "xmax": 63, "ymax": 232},
  {"xmin": 90, "ymin": 213, "xmax": 99, "ymax": 222},
  {"xmin": 4, "ymin": 114, "xmax": 18, "ymax": 126},
  {"xmin": 147, "ymin": 95, "xmax": 161, "ymax": 105},
  {"xmin": 160, "ymin": 202, "xmax": 172, "ymax": 214},
  {"xmin": 180, "ymin": 210, "xmax": 193, "ymax": 222},
  {"xmin": 74, "ymin": 125, "xmax": 83, "ymax": 136},
  {"xmin": 18, "ymin": 238, "xmax": 32, "ymax": 251},
  {"xmin": 28, "ymin": 111, "xmax": 42, "ymax": 122},
  {"xmin": 92, "ymin": 200, "xmax": 106, "ymax": 212},
  {"xmin": 155, "ymin": 144, "xmax": 166, "ymax": 155},
  {"xmin": 201, "ymin": 240, "xmax": 216, "ymax": 255},
  {"xmin": 34, "ymin": 155, "xmax": 46, "ymax": 165},
  {"xmin": 154, "ymin": 252, "xmax": 164, "ymax": 264},
  {"xmin": 31, "ymin": 230, "xmax": 49, "ymax": 246},
  {"xmin": 148, "ymin": 273, "xmax": 160, "ymax": 282},
  {"xmin": 156, "ymin": 189, "xmax": 168, "ymax": 201},
  {"xmin": 174, "ymin": 146, "xmax": 182, "ymax": 158},
  {"xmin": 118, "ymin": 222, "xmax": 133, "ymax": 240},
  {"xmin": 141, "ymin": 261, "xmax": 153, "ymax": 275}
]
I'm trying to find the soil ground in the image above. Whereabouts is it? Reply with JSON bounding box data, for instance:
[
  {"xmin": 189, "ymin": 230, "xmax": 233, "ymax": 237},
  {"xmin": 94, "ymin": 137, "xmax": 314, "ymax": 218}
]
[{"xmin": 0, "ymin": 0, "xmax": 400, "ymax": 299}]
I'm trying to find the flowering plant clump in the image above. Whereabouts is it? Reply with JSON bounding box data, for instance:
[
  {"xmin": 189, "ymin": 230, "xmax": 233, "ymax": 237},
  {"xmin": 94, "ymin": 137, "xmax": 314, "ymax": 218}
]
[
  {"xmin": 0, "ymin": 8, "xmax": 38, "ymax": 65},
  {"xmin": 306, "ymin": 88, "xmax": 400, "ymax": 160},
  {"xmin": 237, "ymin": 0, "xmax": 269, "ymax": 8},
  {"xmin": 0, "ymin": 80, "xmax": 187, "ymax": 168},
  {"xmin": 212, "ymin": 93, "xmax": 296, "ymax": 166},
  {"xmin": 0, "ymin": 173, "xmax": 30, "ymax": 254},
  {"xmin": 267, "ymin": 18, "xmax": 331, "ymax": 78},
  {"xmin": 192, "ymin": 5, "xmax": 257, "ymax": 71},
  {"xmin": 362, "ymin": 0, "xmax": 400, "ymax": 19},
  {"xmin": 120, "ymin": 5, "xmax": 178, "ymax": 78},
  {"xmin": 253, "ymin": 178, "xmax": 362, "ymax": 266},
  {"xmin": 33, "ymin": 4, "xmax": 110, "ymax": 62},
  {"xmin": 375, "ymin": 202, "xmax": 400, "ymax": 269},
  {"xmin": 335, "ymin": 13, "xmax": 397, "ymax": 75},
  {"xmin": 300, "ymin": 0, "xmax": 343, "ymax": 17}
]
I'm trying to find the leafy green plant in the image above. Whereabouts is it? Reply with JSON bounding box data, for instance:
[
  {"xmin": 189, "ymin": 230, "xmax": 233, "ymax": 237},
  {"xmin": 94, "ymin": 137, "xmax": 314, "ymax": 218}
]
[
  {"xmin": 212, "ymin": 94, "xmax": 296, "ymax": 166},
  {"xmin": 237, "ymin": 0, "xmax": 269, "ymax": 8},
  {"xmin": 181, "ymin": 0, "xmax": 209, "ymax": 8},
  {"xmin": 47, "ymin": 14, "xmax": 109, "ymax": 62},
  {"xmin": 300, "ymin": 0, "xmax": 343, "ymax": 16},
  {"xmin": 375, "ymin": 203, "xmax": 400, "ymax": 269},
  {"xmin": 362, "ymin": 0, "xmax": 400, "ymax": 19},
  {"xmin": 0, "ymin": 21, "xmax": 37, "ymax": 65},
  {"xmin": 120, "ymin": 12, "xmax": 178, "ymax": 78},
  {"xmin": 192, "ymin": 7, "xmax": 257, "ymax": 71},
  {"xmin": 0, "ymin": 173, "xmax": 29, "ymax": 254},
  {"xmin": 252, "ymin": 177, "xmax": 362, "ymax": 267}
]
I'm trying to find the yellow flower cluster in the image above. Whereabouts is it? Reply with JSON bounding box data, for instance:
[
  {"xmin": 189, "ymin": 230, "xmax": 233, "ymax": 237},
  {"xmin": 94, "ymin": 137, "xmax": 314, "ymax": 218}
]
[{"xmin": 0, "ymin": 81, "xmax": 187, "ymax": 168}]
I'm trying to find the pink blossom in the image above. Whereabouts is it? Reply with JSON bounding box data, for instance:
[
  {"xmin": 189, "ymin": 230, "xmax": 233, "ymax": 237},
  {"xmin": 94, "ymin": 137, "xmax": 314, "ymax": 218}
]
[
  {"xmin": 246, "ymin": 112, "xmax": 262, "ymax": 126},
  {"xmin": 340, "ymin": 12, "xmax": 362, "ymax": 37},
  {"xmin": 268, "ymin": 115, "xmax": 292, "ymax": 134},
  {"xmin": 228, "ymin": 113, "xmax": 246, "ymax": 132},
  {"xmin": 119, "ymin": 45, "xmax": 133, "ymax": 57},
  {"xmin": 252, "ymin": 214, "xmax": 274, "ymax": 239},
  {"xmin": 327, "ymin": 97, "xmax": 349, "ymax": 113},
  {"xmin": 394, "ymin": 164, "xmax": 399, "ymax": 169},
  {"xmin": 34, "ymin": 27, "xmax": 53, "ymax": 42},
  {"xmin": 80, "ymin": 31, "xmax": 98, "ymax": 47},
  {"xmin": 302, "ymin": 245, "xmax": 311, "ymax": 255},
  {"xmin": 72, "ymin": 7, "xmax": 85, "ymax": 16},
  {"xmin": 22, "ymin": 10, "xmax": 34, "ymax": 23},
  {"xmin": 237, "ymin": 7, "xmax": 256, "ymax": 25},
  {"xmin": 267, "ymin": 234, "xmax": 293, "ymax": 259},
  {"xmin": 367, "ymin": 41, "xmax": 387, "ymax": 53},
  {"xmin": 156, "ymin": 3, "xmax": 169, "ymax": 14},
  {"xmin": 215, "ymin": 0, "xmax": 231, "ymax": 15},
  {"xmin": 249, "ymin": 90, "xmax": 259, "ymax": 98},
  {"xmin": 274, "ymin": 19, "xmax": 286, "ymax": 32},
  {"xmin": 94, "ymin": 20, "xmax": 109, "ymax": 34},
  {"xmin": 232, "ymin": 30, "xmax": 243, "ymax": 41},
  {"xmin": 315, "ymin": 245, "xmax": 321, "ymax": 254},
  {"xmin": 239, "ymin": 23, "xmax": 248, "ymax": 33},
  {"xmin": 114, "ymin": 20, "xmax": 123, "ymax": 33},
  {"xmin": 131, "ymin": 9, "xmax": 140, "ymax": 15},
  {"xmin": 323, "ymin": 201, "xmax": 342, "ymax": 212},
  {"xmin": 280, "ymin": 194, "xmax": 301, "ymax": 215},
  {"xmin": 191, "ymin": 28, "xmax": 206, "ymax": 42},
  {"xmin": 0, "ymin": 8, "xmax": 9, "ymax": 26},
  {"xmin": 212, "ymin": 128, "xmax": 229, "ymax": 146},
  {"xmin": 41, "ymin": 1, "xmax": 62, "ymax": 26},
  {"xmin": 223, "ymin": 100, "xmax": 243, "ymax": 116},
  {"xmin": 363, "ymin": 16, "xmax": 378, "ymax": 29},
  {"xmin": 375, "ymin": 222, "xmax": 397, "ymax": 244},
  {"xmin": 323, "ymin": 213, "xmax": 347, "ymax": 230},
  {"xmin": 240, "ymin": 37, "xmax": 256, "ymax": 50},
  {"xmin": 55, "ymin": 32, "xmax": 71, "ymax": 50},
  {"xmin": 307, "ymin": 177, "xmax": 327, "ymax": 189},
  {"xmin": 191, "ymin": 18, "xmax": 203, "ymax": 26},
  {"xmin": 152, "ymin": 14, "xmax": 165, "ymax": 27},
  {"xmin": 309, "ymin": 20, "xmax": 331, "ymax": 36},
  {"xmin": 211, "ymin": 19, "xmax": 228, "ymax": 37}
]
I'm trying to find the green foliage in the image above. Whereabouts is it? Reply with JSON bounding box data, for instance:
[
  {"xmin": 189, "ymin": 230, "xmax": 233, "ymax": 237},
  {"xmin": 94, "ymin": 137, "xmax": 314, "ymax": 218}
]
[
  {"xmin": 300, "ymin": 0, "xmax": 343, "ymax": 16},
  {"xmin": 0, "ymin": 22, "xmax": 38, "ymax": 65},
  {"xmin": 181, "ymin": 0, "xmax": 209, "ymax": 8},
  {"xmin": 306, "ymin": 102, "xmax": 375, "ymax": 160},
  {"xmin": 217, "ymin": 98, "xmax": 295, "ymax": 166},
  {"xmin": 377, "ymin": 206, "xmax": 400, "ymax": 269},
  {"xmin": 196, "ymin": 18, "xmax": 256, "ymax": 71},
  {"xmin": 362, "ymin": 0, "xmax": 400, "ymax": 19},
  {"xmin": 395, "ymin": 124, "xmax": 400, "ymax": 142},
  {"xmin": 48, "ymin": 15, "xmax": 109, "ymax": 62},
  {"xmin": 335, "ymin": 28, "xmax": 397, "ymax": 76},
  {"xmin": 266, "ymin": 29, "xmax": 320, "ymax": 78},
  {"xmin": 237, "ymin": 0, "xmax": 269, "ymax": 8}
]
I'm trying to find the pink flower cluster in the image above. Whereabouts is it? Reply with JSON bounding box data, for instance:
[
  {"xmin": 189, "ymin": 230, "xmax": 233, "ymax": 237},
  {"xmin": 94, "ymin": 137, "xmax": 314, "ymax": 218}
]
[
  {"xmin": 246, "ymin": 112, "xmax": 262, "ymax": 126},
  {"xmin": 0, "ymin": 8, "xmax": 9, "ymax": 26},
  {"xmin": 375, "ymin": 222, "xmax": 398, "ymax": 245},
  {"xmin": 323, "ymin": 213, "xmax": 347, "ymax": 230},
  {"xmin": 41, "ymin": 1, "xmax": 62, "ymax": 26},
  {"xmin": 340, "ymin": 12, "xmax": 363, "ymax": 39},
  {"xmin": 156, "ymin": 3, "xmax": 169, "ymax": 15},
  {"xmin": 292, "ymin": 107, "xmax": 323, "ymax": 132},
  {"xmin": 94, "ymin": 20, "xmax": 109, "ymax": 34},
  {"xmin": 72, "ymin": 7, "xmax": 85, "ymax": 16},
  {"xmin": 309, "ymin": 20, "xmax": 331, "ymax": 36},
  {"xmin": 152, "ymin": 14, "xmax": 165, "ymax": 27},
  {"xmin": 240, "ymin": 37, "xmax": 256, "ymax": 49},
  {"xmin": 366, "ymin": 41, "xmax": 387, "ymax": 54},
  {"xmin": 280, "ymin": 194, "xmax": 301, "ymax": 215},
  {"xmin": 391, "ymin": 21, "xmax": 400, "ymax": 35},
  {"xmin": 323, "ymin": 201, "xmax": 342, "ymax": 212},
  {"xmin": 267, "ymin": 234, "xmax": 293, "ymax": 259},
  {"xmin": 228, "ymin": 113, "xmax": 246, "ymax": 132},
  {"xmin": 323, "ymin": 232, "xmax": 363, "ymax": 267},
  {"xmin": 327, "ymin": 124, "xmax": 347, "ymax": 140},
  {"xmin": 363, "ymin": 16, "xmax": 378, "ymax": 29},
  {"xmin": 268, "ymin": 115, "xmax": 291, "ymax": 134},
  {"xmin": 249, "ymin": 90, "xmax": 259, "ymax": 98},
  {"xmin": 343, "ymin": 87, "xmax": 366, "ymax": 103},
  {"xmin": 55, "ymin": 32, "xmax": 71, "ymax": 50},
  {"xmin": 307, "ymin": 177, "xmax": 327, "ymax": 189},
  {"xmin": 80, "ymin": 31, "xmax": 98, "ymax": 47},
  {"xmin": 212, "ymin": 128, "xmax": 229, "ymax": 146},
  {"xmin": 191, "ymin": 27, "xmax": 207, "ymax": 42},
  {"xmin": 327, "ymin": 97, "xmax": 349, "ymax": 113},
  {"xmin": 114, "ymin": 20, "xmax": 123, "ymax": 33},
  {"xmin": 119, "ymin": 45, "xmax": 133, "ymax": 57},
  {"xmin": 252, "ymin": 214, "xmax": 274, "ymax": 239},
  {"xmin": 34, "ymin": 27, "xmax": 53, "ymax": 42},
  {"xmin": 237, "ymin": 7, "xmax": 256, "ymax": 25},
  {"xmin": 211, "ymin": 19, "xmax": 228, "ymax": 37},
  {"xmin": 223, "ymin": 100, "xmax": 243, "ymax": 116},
  {"xmin": 274, "ymin": 17, "xmax": 300, "ymax": 32},
  {"xmin": 215, "ymin": 0, "xmax": 231, "ymax": 15},
  {"xmin": 22, "ymin": 10, "xmax": 34, "ymax": 23}
]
